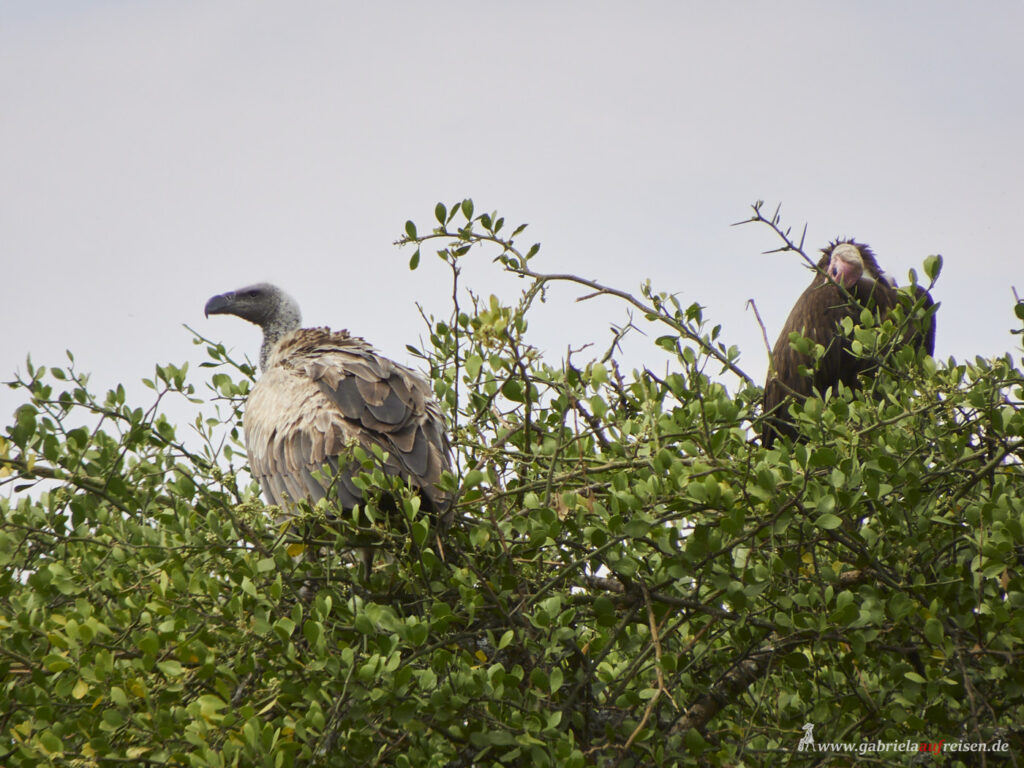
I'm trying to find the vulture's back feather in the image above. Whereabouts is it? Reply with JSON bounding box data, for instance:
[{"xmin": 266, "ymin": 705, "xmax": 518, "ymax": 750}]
[{"xmin": 244, "ymin": 327, "xmax": 452, "ymax": 524}]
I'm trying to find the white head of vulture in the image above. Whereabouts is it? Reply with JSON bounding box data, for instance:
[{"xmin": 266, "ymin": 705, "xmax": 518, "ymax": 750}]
[
  {"xmin": 204, "ymin": 282, "xmax": 453, "ymax": 531},
  {"xmin": 762, "ymin": 239, "xmax": 936, "ymax": 447}
]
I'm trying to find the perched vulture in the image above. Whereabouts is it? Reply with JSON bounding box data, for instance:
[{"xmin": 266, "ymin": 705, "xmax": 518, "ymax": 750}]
[
  {"xmin": 205, "ymin": 283, "xmax": 453, "ymax": 558},
  {"xmin": 762, "ymin": 239, "xmax": 936, "ymax": 447}
]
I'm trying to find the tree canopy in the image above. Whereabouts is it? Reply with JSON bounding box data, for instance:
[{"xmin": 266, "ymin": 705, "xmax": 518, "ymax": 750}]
[{"xmin": 2, "ymin": 201, "xmax": 1023, "ymax": 767}]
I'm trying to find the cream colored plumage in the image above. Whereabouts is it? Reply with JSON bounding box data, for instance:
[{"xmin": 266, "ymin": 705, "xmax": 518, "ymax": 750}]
[{"xmin": 205, "ymin": 283, "xmax": 452, "ymax": 532}]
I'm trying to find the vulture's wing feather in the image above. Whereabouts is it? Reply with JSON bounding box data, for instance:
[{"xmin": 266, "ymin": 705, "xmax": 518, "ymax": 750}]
[
  {"xmin": 366, "ymin": 389, "xmax": 410, "ymax": 425},
  {"xmin": 386, "ymin": 420, "xmax": 419, "ymax": 454},
  {"xmin": 399, "ymin": 426, "xmax": 431, "ymax": 479},
  {"xmin": 353, "ymin": 376, "xmax": 389, "ymax": 406},
  {"xmin": 326, "ymin": 377, "xmax": 369, "ymax": 420}
]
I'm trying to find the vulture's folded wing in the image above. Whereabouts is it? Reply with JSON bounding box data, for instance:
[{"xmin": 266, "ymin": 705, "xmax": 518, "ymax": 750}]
[{"xmin": 243, "ymin": 328, "xmax": 452, "ymax": 519}]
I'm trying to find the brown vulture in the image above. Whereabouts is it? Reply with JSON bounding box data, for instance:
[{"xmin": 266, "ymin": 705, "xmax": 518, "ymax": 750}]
[
  {"xmin": 204, "ymin": 283, "xmax": 453, "ymax": 563},
  {"xmin": 762, "ymin": 239, "xmax": 936, "ymax": 447}
]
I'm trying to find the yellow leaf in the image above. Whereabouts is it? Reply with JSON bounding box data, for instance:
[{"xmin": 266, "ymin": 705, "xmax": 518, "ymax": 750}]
[
  {"xmin": 72, "ymin": 679, "xmax": 89, "ymax": 700},
  {"xmin": 287, "ymin": 542, "xmax": 306, "ymax": 557},
  {"xmin": 258, "ymin": 697, "xmax": 278, "ymax": 715},
  {"xmin": 13, "ymin": 719, "xmax": 33, "ymax": 738}
]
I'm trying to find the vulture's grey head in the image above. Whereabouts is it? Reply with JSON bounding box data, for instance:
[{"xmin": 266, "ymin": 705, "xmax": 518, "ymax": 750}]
[{"xmin": 205, "ymin": 283, "xmax": 302, "ymax": 371}]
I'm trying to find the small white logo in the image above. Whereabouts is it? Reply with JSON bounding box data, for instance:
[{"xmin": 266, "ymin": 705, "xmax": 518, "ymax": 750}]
[{"xmin": 797, "ymin": 723, "xmax": 815, "ymax": 751}]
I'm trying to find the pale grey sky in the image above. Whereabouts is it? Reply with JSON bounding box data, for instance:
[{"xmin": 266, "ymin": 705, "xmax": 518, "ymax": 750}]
[{"xmin": 2, "ymin": 2, "xmax": 1022, "ymax": 427}]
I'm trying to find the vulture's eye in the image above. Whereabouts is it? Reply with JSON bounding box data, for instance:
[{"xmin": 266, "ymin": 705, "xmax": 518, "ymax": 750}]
[{"xmin": 245, "ymin": 290, "xmax": 260, "ymax": 298}]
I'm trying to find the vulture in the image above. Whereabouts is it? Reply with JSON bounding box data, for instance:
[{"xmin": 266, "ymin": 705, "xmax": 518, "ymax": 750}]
[
  {"xmin": 205, "ymin": 283, "xmax": 453, "ymax": 563},
  {"xmin": 762, "ymin": 239, "xmax": 936, "ymax": 447}
]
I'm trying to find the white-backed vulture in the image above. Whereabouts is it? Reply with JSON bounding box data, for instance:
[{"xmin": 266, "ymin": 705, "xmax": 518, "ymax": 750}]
[
  {"xmin": 204, "ymin": 283, "xmax": 453, "ymax": 548},
  {"xmin": 762, "ymin": 239, "xmax": 936, "ymax": 447}
]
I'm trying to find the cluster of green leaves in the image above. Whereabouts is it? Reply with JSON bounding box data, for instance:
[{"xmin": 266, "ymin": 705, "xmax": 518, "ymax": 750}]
[{"xmin": 1, "ymin": 201, "xmax": 1023, "ymax": 767}]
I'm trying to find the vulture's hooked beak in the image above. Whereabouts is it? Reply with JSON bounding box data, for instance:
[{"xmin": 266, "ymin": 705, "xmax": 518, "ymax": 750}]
[{"xmin": 204, "ymin": 292, "xmax": 235, "ymax": 318}]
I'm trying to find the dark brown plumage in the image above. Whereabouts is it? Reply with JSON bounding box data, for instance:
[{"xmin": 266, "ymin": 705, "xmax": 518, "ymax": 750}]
[
  {"xmin": 762, "ymin": 240, "xmax": 936, "ymax": 447},
  {"xmin": 205, "ymin": 283, "xmax": 452, "ymax": 553}
]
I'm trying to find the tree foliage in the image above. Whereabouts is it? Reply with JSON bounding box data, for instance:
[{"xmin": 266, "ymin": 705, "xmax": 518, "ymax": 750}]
[{"xmin": 2, "ymin": 201, "xmax": 1023, "ymax": 767}]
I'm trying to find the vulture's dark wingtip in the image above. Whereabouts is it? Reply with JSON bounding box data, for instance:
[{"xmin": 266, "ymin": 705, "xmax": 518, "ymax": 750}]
[{"xmin": 204, "ymin": 293, "xmax": 233, "ymax": 318}]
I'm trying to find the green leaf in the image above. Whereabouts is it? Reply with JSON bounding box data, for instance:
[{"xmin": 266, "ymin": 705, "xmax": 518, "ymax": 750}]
[
  {"xmin": 43, "ymin": 653, "xmax": 72, "ymax": 673},
  {"xmin": 38, "ymin": 729, "xmax": 63, "ymax": 755},
  {"xmin": 464, "ymin": 469, "xmax": 484, "ymax": 489},
  {"xmin": 815, "ymin": 513, "xmax": 843, "ymax": 530},
  {"xmin": 354, "ymin": 614, "xmax": 375, "ymax": 635},
  {"xmin": 684, "ymin": 728, "xmax": 708, "ymax": 754},
  {"xmin": 156, "ymin": 660, "xmax": 183, "ymax": 677},
  {"xmin": 411, "ymin": 519, "xmax": 428, "ymax": 547},
  {"xmin": 501, "ymin": 378, "xmax": 524, "ymax": 402},
  {"xmin": 549, "ymin": 667, "xmax": 564, "ymax": 694}
]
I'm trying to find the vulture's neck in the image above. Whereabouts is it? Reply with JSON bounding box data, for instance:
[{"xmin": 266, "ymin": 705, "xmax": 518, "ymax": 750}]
[{"xmin": 259, "ymin": 308, "xmax": 301, "ymax": 372}]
